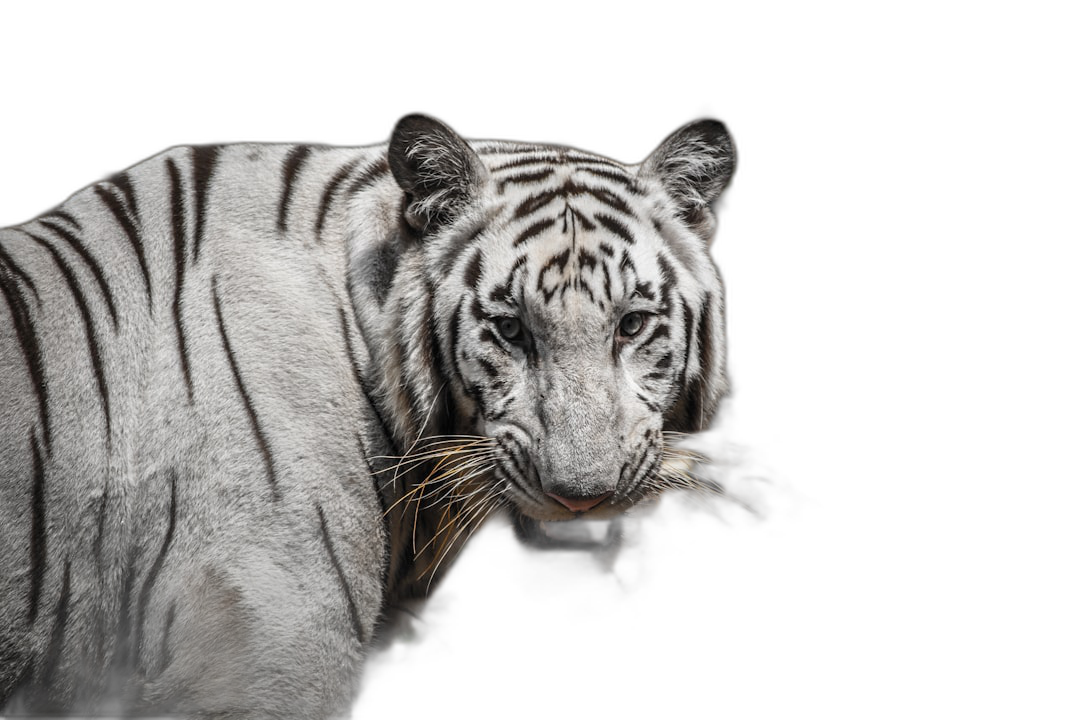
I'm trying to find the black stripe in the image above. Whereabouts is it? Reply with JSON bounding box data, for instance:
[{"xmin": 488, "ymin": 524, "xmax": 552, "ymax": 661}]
[
  {"xmin": 316, "ymin": 505, "xmax": 365, "ymax": 645},
  {"xmin": 191, "ymin": 145, "xmax": 221, "ymax": 263},
  {"xmin": 513, "ymin": 216, "xmax": 557, "ymax": 247},
  {"xmin": 38, "ymin": 219, "xmax": 118, "ymax": 328},
  {"xmin": 316, "ymin": 159, "xmax": 361, "ymax": 241},
  {"xmin": 576, "ymin": 209, "xmax": 596, "ymax": 232},
  {"xmin": 39, "ymin": 560, "xmax": 71, "ymax": 687},
  {"xmin": 513, "ymin": 187, "xmax": 561, "ymax": 220},
  {"xmin": 463, "ymin": 250, "xmax": 483, "ymax": 289},
  {"xmin": 470, "ymin": 296, "xmax": 485, "ymax": 322},
  {"xmin": 26, "ymin": 232, "xmax": 113, "ymax": 442},
  {"xmin": 619, "ymin": 445, "xmax": 652, "ymax": 494},
  {"xmin": 677, "ymin": 377, "xmax": 705, "ymax": 431},
  {"xmin": 277, "ymin": 145, "xmax": 312, "ymax": 232},
  {"xmin": 497, "ymin": 436, "xmax": 530, "ymax": 487},
  {"xmin": 488, "ymin": 391, "xmax": 512, "ymax": 420},
  {"xmin": 93, "ymin": 182, "xmax": 152, "ymax": 305},
  {"xmin": 47, "ymin": 209, "xmax": 83, "ymax": 232},
  {"xmin": 488, "ymin": 255, "xmax": 527, "ymax": 304},
  {"xmin": 347, "ymin": 156, "xmax": 390, "ymax": 196},
  {"xmin": 396, "ymin": 291, "xmax": 435, "ymax": 426},
  {"xmin": 635, "ymin": 321, "xmax": 669, "ymax": 354},
  {"xmin": 340, "ymin": 307, "xmax": 399, "ymax": 455},
  {"xmin": 493, "ymin": 152, "xmax": 625, "ymax": 172},
  {"xmin": 563, "ymin": 152, "xmax": 625, "ymax": 169},
  {"xmin": 0, "ymin": 263, "xmax": 51, "ymax": 449},
  {"xmin": 428, "ymin": 301, "xmax": 463, "ymax": 436},
  {"xmin": 595, "ymin": 213, "xmax": 635, "ymax": 245},
  {"xmin": 476, "ymin": 357, "xmax": 498, "ymax": 379},
  {"xmin": 167, "ymin": 158, "xmax": 195, "ymax": 403},
  {"xmin": 438, "ymin": 220, "xmax": 487, "ymax": 273},
  {"xmin": 134, "ymin": 471, "xmax": 178, "ymax": 669},
  {"xmin": 576, "ymin": 166, "xmax": 643, "ymax": 194},
  {"xmin": 635, "ymin": 453, "xmax": 660, "ymax": 487},
  {"xmin": 676, "ymin": 293, "xmax": 715, "ymax": 431},
  {"xmin": 677, "ymin": 297, "xmax": 696, "ymax": 392},
  {"xmin": 538, "ymin": 249, "xmax": 571, "ymax": 278},
  {"xmin": 28, "ymin": 432, "xmax": 46, "ymax": 624},
  {"xmin": 447, "ymin": 297, "xmax": 465, "ymax": 383},
  {"xmin": 578, "ymin": 248, "xmax": 598, "ymax": 272},
  {"xmin": 490, "ymin": 153, "xmax": 564, "ymax": 172},
  {"xmin": 109, "ymin": 172, "xmax": 142, "ymax": 225},
  {"xmin": 634, "ymin": 280, "xmax": 656, "ymax": 301},
  {"xmin": 537, "ymin": 249, "xmax": 571, "ymax": 304},
  {"xmin": 657, "ymin": 254, "xmax": 675, "ymax": 310},
  {"xmin": 601, "ymin": 261, "xmax": 613, "ymax": 304},
  {"xmin": 697, "ymin": 293, "xmax": 714, "ymax": 381},
  {"xmin": 564, "ymin": 181, "xmax": 634, "ymax": 216},
  {"xmin": 496, "ymin": 168, "xmax": 554, "ymax": 193},
  {"xmin": 0, "ymin": 240, "xmax": 42, "ymax": 304},
  {"xmin": 632, "ymin": 452, "xmax": 663, "ymax": 494},
  {"xmin": 93, "ymin": 487, "xmax": 108, "ymax": 570},
  {"xmin": 212, "ymin": 276, "xmax": 280, "ymax": 500}
]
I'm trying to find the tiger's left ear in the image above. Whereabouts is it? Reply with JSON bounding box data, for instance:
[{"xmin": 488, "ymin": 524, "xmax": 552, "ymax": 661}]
[
  {"xmin": 641, "ymin": 119, "xmax": 736, "ymax": 241},
  {"xmin": 388, "ymin": 114, "xmax": 488, "ymax": 233}
]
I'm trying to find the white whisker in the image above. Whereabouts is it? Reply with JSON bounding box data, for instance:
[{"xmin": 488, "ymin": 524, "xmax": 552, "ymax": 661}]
[{"xmin": 652, "ymin": 431, "xmax": 764, "ymax": 520}]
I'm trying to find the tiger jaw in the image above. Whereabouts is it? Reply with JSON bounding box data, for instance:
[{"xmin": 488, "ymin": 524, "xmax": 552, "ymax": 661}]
[
  {"xmin": 501, "ymin": 487, "xmax": 643, "ymax": 557},
  {"xmin": 511, "ymin": 511, "xmax": 630, "ymax": 552}
]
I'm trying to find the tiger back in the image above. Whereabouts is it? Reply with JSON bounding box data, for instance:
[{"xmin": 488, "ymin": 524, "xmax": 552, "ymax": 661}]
[{"xmin": 0, "ymin": 115, "xmax": 735, "ymax": 717}]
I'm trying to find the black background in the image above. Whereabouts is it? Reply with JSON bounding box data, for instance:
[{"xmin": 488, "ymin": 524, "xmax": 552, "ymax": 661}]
[{"xmin": 0, "ymin": 23, "xmax": 902, "ymax": 716}]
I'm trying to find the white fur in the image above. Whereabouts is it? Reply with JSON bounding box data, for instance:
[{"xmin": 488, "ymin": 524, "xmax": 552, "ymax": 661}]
[{"xmin": 0, "ymin": 117, "xmax": 736, "ymax": 717}]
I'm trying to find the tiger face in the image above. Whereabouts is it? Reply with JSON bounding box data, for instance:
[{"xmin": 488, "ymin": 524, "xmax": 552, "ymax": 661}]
[{"xmin": 385, "ymin": 115, "xmax": 734, "ymax": 523}]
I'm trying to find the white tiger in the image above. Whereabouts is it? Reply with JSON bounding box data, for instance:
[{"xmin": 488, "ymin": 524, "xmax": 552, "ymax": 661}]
[{"xmin": 0, "ymin": 114, "xmax": 736, "ymax": 717}]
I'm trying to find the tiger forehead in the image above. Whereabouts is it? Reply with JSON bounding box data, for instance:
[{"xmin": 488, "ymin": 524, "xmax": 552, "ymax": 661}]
[
  {"xmin": 486, "ymin": 169, "xmax": 653, "ymax": 253},
  {"xmin": 455, "ymin": 146, "xmax": 668, "ymax": 314},
  {"xmin": 481, "ymin": 147, "xmax": 645, "ymax": 208},
  {"xmin": 470, "ymin": 231, "xmax": 662, "ymax": 317}
]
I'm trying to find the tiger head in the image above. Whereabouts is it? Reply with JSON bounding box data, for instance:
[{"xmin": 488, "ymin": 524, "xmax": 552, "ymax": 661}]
[{"xmin": 371, "ymin": 115, "xmax": 735, "ymax": 524}]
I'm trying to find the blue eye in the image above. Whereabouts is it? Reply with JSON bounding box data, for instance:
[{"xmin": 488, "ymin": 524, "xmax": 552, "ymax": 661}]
[
  {"xmin": 496, "ymin": 317, "xmax": 524, "ymax": 343},
  {"xmin": 618, "ymin": 312, "xmax": 645, "ymax": 338}
]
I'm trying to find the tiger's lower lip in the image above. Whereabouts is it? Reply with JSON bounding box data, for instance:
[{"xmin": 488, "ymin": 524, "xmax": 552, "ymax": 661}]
[{"xmin": 540, "ymin": 520, "xmax": 617, "ymax": 544}]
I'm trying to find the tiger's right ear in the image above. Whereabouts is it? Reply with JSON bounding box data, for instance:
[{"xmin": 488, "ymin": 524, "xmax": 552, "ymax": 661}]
[
  {"xmin": 641, "ymin": 119, "xmax": 736, "ymax": 242},
  {"xmin": 388, "ymin": 114, "xmax": 487, "ymax": 234}
]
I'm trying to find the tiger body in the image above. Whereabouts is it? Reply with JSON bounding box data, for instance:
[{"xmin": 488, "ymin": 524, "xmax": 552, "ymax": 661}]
[{"xmin": 0, "ymin": 116, "xmax": 735, "ymax": 717}]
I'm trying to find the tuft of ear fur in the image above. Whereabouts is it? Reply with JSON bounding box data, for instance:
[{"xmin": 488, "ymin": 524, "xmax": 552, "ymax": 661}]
[
  {"xmin": 388, "ymin": 114, "xmax": 487, "ymax": 233},
  {"xmin": 642, "ymin": 119, "xmax": 736, "ymax": 241}
]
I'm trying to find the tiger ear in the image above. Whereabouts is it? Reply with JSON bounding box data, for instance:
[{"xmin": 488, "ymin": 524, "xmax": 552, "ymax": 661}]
[
  {"xmin": 641, "ymin": 119, "xmax": 736, "ymax": 241},
  {"xmin": 388, "ymin": 114, "xmax": 487, "ymax": 233}
]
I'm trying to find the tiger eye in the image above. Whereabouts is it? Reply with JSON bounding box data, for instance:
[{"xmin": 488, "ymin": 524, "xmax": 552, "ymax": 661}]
[
  {"xmin": 497, "ymin": 317, "xmax": 523, "ymax": 342},
  {"xmin": 619, "ymin": 312, "xmax": 645, "ymax": 338}
]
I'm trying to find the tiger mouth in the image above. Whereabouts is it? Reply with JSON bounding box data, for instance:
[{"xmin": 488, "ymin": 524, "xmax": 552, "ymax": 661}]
[{"xmin": 512, "ymin": 511, "xmax": 624, "ymax": 551}]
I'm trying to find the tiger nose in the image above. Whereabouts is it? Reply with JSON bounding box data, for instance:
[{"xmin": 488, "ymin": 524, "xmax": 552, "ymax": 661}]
[{"xmin": 546, "ymin": 491, "xmax": 613, "ymax": 513}]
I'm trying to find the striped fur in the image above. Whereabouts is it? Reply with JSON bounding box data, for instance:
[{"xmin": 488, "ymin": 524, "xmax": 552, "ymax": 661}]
[{"xmin": 0, "ymin": 115, "xmax": 735, "ymax": 717}]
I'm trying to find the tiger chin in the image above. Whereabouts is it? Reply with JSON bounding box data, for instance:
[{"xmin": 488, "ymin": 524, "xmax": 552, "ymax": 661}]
[{"xmin": 0, "ymin": 114, "xmax": 735, "ymax": 717}]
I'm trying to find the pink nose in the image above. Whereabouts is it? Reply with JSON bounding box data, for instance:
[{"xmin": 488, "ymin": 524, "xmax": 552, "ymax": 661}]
[{"xmin": 546, "ymin": 492, "xmax": 613, "ymax": 513}]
